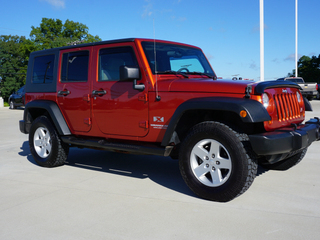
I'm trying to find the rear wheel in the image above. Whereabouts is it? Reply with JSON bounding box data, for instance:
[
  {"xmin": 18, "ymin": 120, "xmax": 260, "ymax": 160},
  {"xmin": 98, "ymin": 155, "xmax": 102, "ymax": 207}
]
[
  {"xmin": 179, "ymin": 121, "xmax": 257, "ymax": 202},
  {"xmin": 29, "ymin": 116, "xmax": 69, "ymax": 167}
]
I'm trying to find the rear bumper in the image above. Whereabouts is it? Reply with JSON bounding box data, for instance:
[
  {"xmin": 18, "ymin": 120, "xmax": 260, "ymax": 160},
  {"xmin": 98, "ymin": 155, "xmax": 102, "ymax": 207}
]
[
  {"xmin": 249, "ymin": 118, "xmax": 320, "ymax": 156},
  {"xmin": 301, "ymin": 91, "xmax": 318, "ymax": 97}
]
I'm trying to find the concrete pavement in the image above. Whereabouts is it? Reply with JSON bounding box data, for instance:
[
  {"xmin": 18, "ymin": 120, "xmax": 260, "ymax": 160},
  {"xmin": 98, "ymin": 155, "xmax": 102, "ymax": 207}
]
[{"xmin": 0, "ymin": 103, "xmax": 320, "ymax": 240}]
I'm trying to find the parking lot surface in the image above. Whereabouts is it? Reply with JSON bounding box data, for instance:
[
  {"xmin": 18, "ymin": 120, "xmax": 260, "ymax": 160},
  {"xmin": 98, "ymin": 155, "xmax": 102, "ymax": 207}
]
[{"xmin": 0, "ymin": 103, "xmax": 320, "ymax": 240}]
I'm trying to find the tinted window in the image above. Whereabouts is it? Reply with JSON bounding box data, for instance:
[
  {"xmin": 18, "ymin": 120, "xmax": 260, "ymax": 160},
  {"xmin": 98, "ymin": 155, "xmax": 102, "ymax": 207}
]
[
  {"xmin": 99, "ymin": 47, "xmax": 137, "ymax": 81},
  {"xmin": 142, "ymin": 42, "xmax": 215, "ymax": 76},
  {"xmin": 288, "ymin": 78, "xmax": 304, "ymax": 83},
  {"xmin": 32, "ymin": 55, "xmax": 55, "ymax": 83},
  {"xmin": 170, "ymin": 57, "xmax": 204, "ymax": 72},
  {"xmin": 61, "ymin": 51, "xmax": 89, "ymax": 82}
]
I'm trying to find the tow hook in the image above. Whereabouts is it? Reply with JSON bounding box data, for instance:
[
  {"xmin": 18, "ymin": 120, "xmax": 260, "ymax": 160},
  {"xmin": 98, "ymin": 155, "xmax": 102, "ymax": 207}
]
[{"xmin": 291, "ymin": 123, "xmax": 298, "ymax": 131}]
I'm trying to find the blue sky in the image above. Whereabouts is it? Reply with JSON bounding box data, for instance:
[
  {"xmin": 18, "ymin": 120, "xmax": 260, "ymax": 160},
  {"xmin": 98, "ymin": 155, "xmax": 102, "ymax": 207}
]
[{"xmin": 1, "ymin": 0, "xmax": 319, "ymax": 80}]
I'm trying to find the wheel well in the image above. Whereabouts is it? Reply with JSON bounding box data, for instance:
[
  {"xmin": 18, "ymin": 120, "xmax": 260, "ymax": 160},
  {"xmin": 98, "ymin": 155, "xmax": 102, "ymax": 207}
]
[
  {"xmin": 23, "ymin": 100, "xmax": 71, "ymax": 135},
  {"xmin": 174, "ymin": 109, "xmax": 264, "ymax": 144},
  {"xmin": 25, "ymin": 107, "xmax": 69, "ymax": 135},
  {"xmin": 26, "ymin": 108, "xmax": 50, "ymax": 124}
]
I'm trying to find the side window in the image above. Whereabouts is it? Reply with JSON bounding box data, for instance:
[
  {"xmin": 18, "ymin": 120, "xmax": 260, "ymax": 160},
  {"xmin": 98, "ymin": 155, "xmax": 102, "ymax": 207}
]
[
  {"xmin": 61, "ymin": 51, "xmax": 89, "ymax": 82},
  {"xmin": 98, "ymin": 47, "xmax": 137, "ymax": 81},
  {"xmin": 32, "ymin": 55, "xmax": 55, "ymax": 84}
]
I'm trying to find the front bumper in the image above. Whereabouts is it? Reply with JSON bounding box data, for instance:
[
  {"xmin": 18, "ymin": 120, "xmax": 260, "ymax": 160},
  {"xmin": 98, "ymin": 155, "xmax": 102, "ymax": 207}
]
[{"xmin": 249, "ymin": 118, "xmax": 320, "ymax": 156}]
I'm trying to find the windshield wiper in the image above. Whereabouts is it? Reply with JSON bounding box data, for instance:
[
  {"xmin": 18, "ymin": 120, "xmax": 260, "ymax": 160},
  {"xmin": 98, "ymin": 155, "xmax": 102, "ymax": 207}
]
[
  {"xmin": 156, "ymin": 70, "xmax": 189, "ymax": 78},
  {"xmin": 187, "ymin": 71, "xmax": 217, "ymax": 79}
]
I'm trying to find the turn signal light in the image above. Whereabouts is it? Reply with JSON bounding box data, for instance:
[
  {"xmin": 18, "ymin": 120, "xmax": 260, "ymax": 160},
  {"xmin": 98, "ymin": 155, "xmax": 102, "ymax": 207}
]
[{"xmin": 240, "ymin": 110, "xmax": 247, "ymax": 118}]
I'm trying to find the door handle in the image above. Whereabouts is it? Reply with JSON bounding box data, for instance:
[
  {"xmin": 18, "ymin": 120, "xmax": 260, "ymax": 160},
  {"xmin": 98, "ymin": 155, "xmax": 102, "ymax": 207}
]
[
  {"xmin": 92, "ymin": 89, "xmax": 107, "ymax": 96},
  {"xmin": 58, "ymin": 90, "xmax": 70, "ymax": 96}
]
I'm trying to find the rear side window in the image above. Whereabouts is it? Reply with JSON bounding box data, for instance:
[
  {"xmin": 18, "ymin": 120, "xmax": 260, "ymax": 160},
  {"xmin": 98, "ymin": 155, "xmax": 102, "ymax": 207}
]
[
  {"xmin": 61, "ymin": 51, "xmax": 89, "ymax": 82},
  {"xmin": 32, "ymin": 55, "xmax": 55, "ymax": 84},
  {"xmin": 98, "ymin": 47, "xmax": 137, "ymax": 81}
]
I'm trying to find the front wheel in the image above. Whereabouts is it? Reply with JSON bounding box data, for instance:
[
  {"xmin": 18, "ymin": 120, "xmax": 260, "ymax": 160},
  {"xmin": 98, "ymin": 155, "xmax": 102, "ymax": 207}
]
[
  {"xmin": 9, "ymin": 101, "xmax": 15, "ymax": 109},
  {"xmin": 179, "ymin": 121, "xmax": 257, "ymax": 202},
  {"xmin": 29, "ymin": 116, "xmax": 69, "ymax": 167}
]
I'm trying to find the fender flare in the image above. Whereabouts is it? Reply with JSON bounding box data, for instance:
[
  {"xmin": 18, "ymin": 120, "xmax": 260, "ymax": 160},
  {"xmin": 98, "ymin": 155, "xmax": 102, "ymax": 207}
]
[
  {"xmin": 161, "ymin": 97, "xmax": 271, "ymax": 146},
  {"xmin": 23, "ymin": 100, "xmax": 71, "ymax": 135}
]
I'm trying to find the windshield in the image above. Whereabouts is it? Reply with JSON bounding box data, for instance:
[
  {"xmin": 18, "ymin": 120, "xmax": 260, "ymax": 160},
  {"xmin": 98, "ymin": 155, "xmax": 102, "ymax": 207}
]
[{"xmin": 141, "ymin": 42, "xmax": 215, "ymax": 78}]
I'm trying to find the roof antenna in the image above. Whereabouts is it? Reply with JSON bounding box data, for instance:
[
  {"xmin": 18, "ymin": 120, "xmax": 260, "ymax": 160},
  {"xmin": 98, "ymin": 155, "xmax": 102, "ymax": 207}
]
[{"xmin": 153, "ymin": 19, "xmax": 161, "ymax": 101}]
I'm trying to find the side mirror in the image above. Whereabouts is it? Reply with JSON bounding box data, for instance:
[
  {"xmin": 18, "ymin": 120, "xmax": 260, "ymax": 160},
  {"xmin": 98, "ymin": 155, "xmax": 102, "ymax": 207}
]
[
  {"xmin": 120, "ymin": 65, "xmax": 140, "ymax": 81},
  {"xmin": 119, "ymin": 66, "xmax": 145, "ymax": 91}
]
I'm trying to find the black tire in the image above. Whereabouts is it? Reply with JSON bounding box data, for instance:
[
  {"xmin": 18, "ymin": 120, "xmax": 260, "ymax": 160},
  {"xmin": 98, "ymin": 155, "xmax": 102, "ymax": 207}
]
[
  {"xmin": 29, "ymin": 116, "xmax": 69, "ymax": 167},
  {"xmin": 9, "ymin": 101, "xmax": 15, "ymax": 109},
  {"xmin": 179, "ymin": 121, "xmax": 257, "ymax": 202},
  {"xmin": 262, "ymin": 148, "xmax": 307, "ymax": 171}
]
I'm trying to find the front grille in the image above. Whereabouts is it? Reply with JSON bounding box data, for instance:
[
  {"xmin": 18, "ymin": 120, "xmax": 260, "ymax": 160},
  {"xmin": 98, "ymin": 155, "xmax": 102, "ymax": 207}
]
[{"xmin": 274, "ymin": 93, "xmax": 300, "ymax": 122}]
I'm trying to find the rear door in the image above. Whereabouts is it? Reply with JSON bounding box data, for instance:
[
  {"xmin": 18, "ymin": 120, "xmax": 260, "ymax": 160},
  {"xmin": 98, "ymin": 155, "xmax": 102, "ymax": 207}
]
[{"xmin": 57, "ymin": 47, "xmax": 92, "ymax": 133}]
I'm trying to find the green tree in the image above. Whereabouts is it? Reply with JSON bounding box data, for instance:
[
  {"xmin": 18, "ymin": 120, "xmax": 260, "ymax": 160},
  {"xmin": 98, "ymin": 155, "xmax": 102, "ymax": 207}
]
[
  {"xmin": 30, "ymin": 18, "xmax": 101, "ymax": 50},
  {"xmin": 0, "ymin": 35, "xmax": 29, "ymax": 100},
  {"xmin": 288, "ymin": 55, "xmax": 320, "ymax": 83},
  {"xmin": 0, "ymin": 18, "xmax": 101, "ymax": 100}
]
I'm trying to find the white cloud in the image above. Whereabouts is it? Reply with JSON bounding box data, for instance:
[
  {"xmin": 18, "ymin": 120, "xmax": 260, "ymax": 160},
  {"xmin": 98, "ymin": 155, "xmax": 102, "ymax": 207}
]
[
  {"xmin": 272, "ymin": 58, "xmax": 280, "ymax": 63},
  {"xmin": 284, "ymin": 53, "xmax": 302, "ymax": 61},
  {"xmin": 41, "ymin": 0, "xmax": 65, "ymax": 8},
  {"xmin": 206, "ymin": 53, "xmax": 214, "ymax": 60},
  {"xmin": 142, "ymin": 0, "xmax": 153, "ymax": 18},
  {"xmin": 249, "ymin": 60, "xmax": 258, "ymax": 70},
  {"xmin": 251, "ymin": 23, "xmax": 268, "ymax": 33}
]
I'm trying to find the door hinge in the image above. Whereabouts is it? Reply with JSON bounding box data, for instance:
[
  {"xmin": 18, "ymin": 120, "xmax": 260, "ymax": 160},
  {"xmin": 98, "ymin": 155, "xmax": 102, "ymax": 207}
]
[
  {"xmin": 139, "ymin": 121, "xmax": 149, "ymax": 129},
  {"xmin": 84, "ymin": 118, "xmax": 92, "ymax": 126},
  {"xmin": 138, "ymin": 93, "xmax": 148, "ymax": 102},
  {"xmin": 83, "ymin": 94, "xmax": 90, "ymax": 102}
]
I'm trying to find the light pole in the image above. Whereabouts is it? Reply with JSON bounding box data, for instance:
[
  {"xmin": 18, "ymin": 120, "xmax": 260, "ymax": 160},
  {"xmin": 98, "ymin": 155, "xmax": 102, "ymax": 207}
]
[
  {"xmin": 260, "ymin": 0, "xmax": 264, "ymax": 81},
  {"xmin": 295, "ymin": 0, "xmax": 298, "ymax": 77}
]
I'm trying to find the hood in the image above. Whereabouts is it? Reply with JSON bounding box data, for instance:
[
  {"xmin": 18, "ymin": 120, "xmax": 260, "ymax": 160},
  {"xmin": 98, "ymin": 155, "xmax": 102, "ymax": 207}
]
[
  {"xmin": 156, "ymin": 78, "xmax": 301, "ymax": 95},
  {"xmin": 157, "ymin": 78, "xmax": 252, "ymax": 94}
]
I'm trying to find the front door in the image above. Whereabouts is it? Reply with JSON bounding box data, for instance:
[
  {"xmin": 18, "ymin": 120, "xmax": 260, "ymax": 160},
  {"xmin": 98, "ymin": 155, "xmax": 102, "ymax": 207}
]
[
  {"xmin": 92, "ymin": 44, "xmax": 149, "ymax": 137},
  {"xmin": 57, "ymin": 47, "xmax": 92, "ymax": 133}
]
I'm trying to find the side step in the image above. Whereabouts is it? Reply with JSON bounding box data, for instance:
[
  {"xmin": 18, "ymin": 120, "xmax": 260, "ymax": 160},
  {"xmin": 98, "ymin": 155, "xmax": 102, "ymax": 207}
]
[{"xmin": 61, "ymin": 136, "xmax": 173, "ymax": 157}]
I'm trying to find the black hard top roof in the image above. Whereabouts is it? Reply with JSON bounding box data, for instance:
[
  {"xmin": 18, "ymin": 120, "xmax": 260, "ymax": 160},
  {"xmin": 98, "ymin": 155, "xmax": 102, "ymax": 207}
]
[
  {"xmin": 30, "ymin": 38, "xmax": 136, "ymax": 55},
  {"xmin": 29, "ymin": 38, "xmax": 199, "ymax": 56}
]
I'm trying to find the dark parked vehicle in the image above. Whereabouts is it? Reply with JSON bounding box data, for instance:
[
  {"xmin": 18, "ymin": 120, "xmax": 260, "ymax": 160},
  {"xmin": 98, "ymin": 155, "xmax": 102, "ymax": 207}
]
[{"xmin": 9, "ymin": 85, "xmax": 25, "ymax": 109}]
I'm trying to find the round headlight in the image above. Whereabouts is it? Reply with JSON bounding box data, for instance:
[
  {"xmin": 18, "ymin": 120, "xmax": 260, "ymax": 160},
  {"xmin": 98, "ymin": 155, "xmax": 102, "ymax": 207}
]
[
  {"xmin": 296, "ymin": 91, "xmax": 301, "ymax": 102},
  {"xmin": 262, "ymin": 93, "xmax": 269, "ymax": 108}
]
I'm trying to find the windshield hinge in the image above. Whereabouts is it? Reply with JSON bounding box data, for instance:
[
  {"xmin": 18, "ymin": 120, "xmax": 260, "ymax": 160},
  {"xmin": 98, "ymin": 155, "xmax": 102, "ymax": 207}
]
[{"xmin": 245, "ymin": 85, "xmax": 252, "ymax": 98}]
